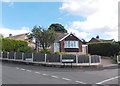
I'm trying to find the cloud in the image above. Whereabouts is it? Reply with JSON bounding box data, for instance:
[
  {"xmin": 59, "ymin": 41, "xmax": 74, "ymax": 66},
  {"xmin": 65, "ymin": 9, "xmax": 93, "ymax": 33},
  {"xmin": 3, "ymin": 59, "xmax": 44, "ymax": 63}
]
[
  {"xmin": 2, "ymin": 0, "xmax": 14, "ymax": 7},
  {"xmin": 8, "ymin": 2, "xmax": 14, "ymax": 7},
  {"xmin": 65, "ymin": 25, "xmax": 90, "ymax": 41},
  {"xmin": 60, "ymin": 0, "xmax": 100, "ymax": 17},
  {"xmin": 105, "ymin": 31, "xmax": 118, "ymax": 41},
  {"xmin": 0, "ymin": 27, "xmax": 30, "ymax": 37},
  {"xmin": 57, "ymin": 17, "xmax": 62, "ymax": 20},
  {"xmin": 2, "ymin": 0, "xmax": 12, "ymax": 2},
  {"xmin": 60, "ymin": 0, "xmax": 119, "ymax": 41}
]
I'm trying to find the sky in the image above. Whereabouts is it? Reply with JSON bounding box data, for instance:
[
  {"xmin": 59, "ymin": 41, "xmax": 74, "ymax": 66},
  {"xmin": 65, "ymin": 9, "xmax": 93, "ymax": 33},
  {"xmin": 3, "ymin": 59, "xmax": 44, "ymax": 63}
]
[{"xmin": 0, "ymin": 0, "xmax": 119, "ymax": 41}]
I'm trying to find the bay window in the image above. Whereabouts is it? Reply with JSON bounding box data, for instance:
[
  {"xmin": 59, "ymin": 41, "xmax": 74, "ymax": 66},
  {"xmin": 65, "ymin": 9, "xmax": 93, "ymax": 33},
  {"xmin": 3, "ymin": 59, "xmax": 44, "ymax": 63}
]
[{"xmin": 64, "ymin": 41, "xmax": 79, "ymax": 48}]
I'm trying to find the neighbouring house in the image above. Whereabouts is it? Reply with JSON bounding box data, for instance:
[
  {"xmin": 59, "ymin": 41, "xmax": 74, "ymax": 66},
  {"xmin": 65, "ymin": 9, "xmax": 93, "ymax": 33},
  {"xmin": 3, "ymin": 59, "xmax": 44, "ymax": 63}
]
[
  {"xmin": 7, "ymin": 33, "xmax": 35, "ymax": 48},
  {"xmin": 53, "ymin": 33, "xmax": 82, "ymax": 53},
  {"xmin": 89, "ymin": 35, "xmax": 115, "ymax": 43}
]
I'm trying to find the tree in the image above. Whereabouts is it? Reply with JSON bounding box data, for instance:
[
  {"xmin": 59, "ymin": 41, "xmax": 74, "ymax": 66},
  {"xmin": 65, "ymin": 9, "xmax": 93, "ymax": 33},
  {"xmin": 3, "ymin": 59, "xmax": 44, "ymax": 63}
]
[
  {"xmin": 37, "ymin": 29, "xmax": 57, "ymax": 50},
  {"xmin": 48, "ymin": 23, "xmax": 67, "ymax": 33},
  {"xmin": 27, "ymin": 25, "xmax": 41, "ymax": 52},
  {"xmin": 28, "ymin": 25, "xmax": 57, "ymax": 52}
]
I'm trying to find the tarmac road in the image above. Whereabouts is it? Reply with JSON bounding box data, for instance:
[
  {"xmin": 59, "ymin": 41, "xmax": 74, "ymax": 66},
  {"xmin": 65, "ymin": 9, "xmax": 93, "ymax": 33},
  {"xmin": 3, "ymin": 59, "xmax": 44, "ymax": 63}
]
[{"xmin": 1, "ymin": 61, "xmax": 119, "ymax": 85}]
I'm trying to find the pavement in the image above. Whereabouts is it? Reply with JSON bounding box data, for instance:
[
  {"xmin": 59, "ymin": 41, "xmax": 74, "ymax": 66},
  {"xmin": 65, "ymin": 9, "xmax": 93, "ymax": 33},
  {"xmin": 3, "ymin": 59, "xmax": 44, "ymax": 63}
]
[
  {"xmin": 101, "ymin": 57, "xmax": 115, "ymax": 66},
  {"xmin": 1, "ymin": 61, "xmax": 119, "ymax": 85}
]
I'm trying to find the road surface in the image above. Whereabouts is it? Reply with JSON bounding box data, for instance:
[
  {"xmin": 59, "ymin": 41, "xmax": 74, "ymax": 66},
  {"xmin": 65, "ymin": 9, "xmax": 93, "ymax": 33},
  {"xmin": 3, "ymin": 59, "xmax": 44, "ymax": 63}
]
[{"xmin": 1, "ymin": 61, "xmax": 119, "ymax": 85}]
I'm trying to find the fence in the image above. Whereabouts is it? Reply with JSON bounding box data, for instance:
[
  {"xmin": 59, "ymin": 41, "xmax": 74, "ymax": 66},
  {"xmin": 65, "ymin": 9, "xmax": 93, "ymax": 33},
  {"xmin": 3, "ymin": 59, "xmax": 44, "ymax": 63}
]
[
  {"xmin": 117, "ymin": 55, "xmax": 120, "ymax": 64},
  {"xmin": 0, "ymin": 52, "xmax": 101, "ymax": 66}
]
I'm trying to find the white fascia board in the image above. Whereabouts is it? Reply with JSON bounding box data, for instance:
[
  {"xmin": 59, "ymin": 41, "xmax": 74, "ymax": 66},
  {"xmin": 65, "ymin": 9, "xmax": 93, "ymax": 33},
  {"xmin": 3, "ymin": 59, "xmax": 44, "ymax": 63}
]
[
  {"xmin": 59, "ymin": 33, "xmax": 81, "ymax": 41},
  {"xmin": 59, "ymin": 33, "xmax": 71, "ymax": 41}
]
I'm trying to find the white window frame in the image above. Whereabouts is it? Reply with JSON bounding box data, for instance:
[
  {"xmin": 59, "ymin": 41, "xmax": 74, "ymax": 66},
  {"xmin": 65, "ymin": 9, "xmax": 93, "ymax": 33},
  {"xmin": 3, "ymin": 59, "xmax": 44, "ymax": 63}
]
[{"xmin": 64, "ymin": 41, "xmax": 79, "ymax": 48}]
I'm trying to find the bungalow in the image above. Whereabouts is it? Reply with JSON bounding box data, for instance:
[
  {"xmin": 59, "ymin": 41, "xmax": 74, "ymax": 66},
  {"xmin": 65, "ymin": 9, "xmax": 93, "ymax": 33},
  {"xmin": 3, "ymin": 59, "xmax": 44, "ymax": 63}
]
[
  {"xmin": 89, "ymin": 35, "xmax": 115, "ymax": 43},
  {"xmin": 54, "ymin": 33, "xmax": 82, "ymax": 53}
]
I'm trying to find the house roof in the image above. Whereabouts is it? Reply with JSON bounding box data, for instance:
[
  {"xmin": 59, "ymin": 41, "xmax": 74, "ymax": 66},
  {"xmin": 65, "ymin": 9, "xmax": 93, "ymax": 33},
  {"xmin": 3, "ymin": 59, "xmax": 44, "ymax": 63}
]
[
  {"xmin": 6, "ymin": 33, "xmax": 29, "ymax": 41},
  {"xmin": 99, "ymin": 39, "xmax": 115, "ymax": 42},
  {"xmin": 7, "ymin": 33, "xmax": 28, "ymax": 38},
  {"xmin": 89, "ymin": 37, "xmax": 115, "ymax": 42},
  {"xmin": 59, "ymin": 33, "xmax": 71, "ymax": 41},
  {"xmin": 55, "ymin": 33, "xmax": 81, "ymax": 42},
  {"xmin": 90, "ymin": 38, "xmax": 101, "ymax": 42},
  {"xmin": 54, "ymin": 33, "xmax": 69, "ymax": 42}
]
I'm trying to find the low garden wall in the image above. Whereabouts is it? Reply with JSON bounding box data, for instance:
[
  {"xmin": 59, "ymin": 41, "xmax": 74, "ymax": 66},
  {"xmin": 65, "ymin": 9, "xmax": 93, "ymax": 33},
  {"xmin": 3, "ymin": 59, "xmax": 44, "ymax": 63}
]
[{"xmin": 0, "ymin": 52, "xmax": 101, "ymax": 66}]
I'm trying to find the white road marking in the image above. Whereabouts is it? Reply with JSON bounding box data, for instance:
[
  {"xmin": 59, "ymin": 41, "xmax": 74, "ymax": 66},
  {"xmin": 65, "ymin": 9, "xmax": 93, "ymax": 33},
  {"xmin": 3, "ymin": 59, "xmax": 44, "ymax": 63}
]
[
  {"xmin": 42, "ymin": 74, "xmax": 48, "ymax": 76},
  {"xmin": 16, "ymin": 67, "xmax": 19, "ymax": 69},
  {"xmin": 75, "ymin": 81, "xmax": 86, "ymax": 84},
  {"xmin": 15, "ymin": 67, "xmax": 86, "ymax": 84},
  {"xmin": 35, "ymin": 72, "xmax": 40, "ymax": 74},
  {"xmin": 26, "ymin": 70, "xmax": 32, "ymax": 72},
  {"xmin": 51, "ymin": 75, "xmax": 59, "ymax": 78},
  {"xmin": 96, "ymin": 76, "xmax": 120, "ymax": 84},
  {"xmin": 62, "ymin": 78, "xmax": 71, "ymax": 81},
  {"xmin": 20, "ymin": 68, "xmax": 25, "ymax": 71}
]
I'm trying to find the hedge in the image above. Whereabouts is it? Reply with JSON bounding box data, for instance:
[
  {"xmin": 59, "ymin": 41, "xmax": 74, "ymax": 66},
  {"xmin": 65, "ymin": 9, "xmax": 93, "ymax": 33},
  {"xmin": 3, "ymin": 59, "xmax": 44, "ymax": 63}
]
[
  {"xmin": 88, "ymin": 42, "xmax": 120, "ymax": 56},
  {"xmin": 2, "ymin": 38, "xmax": 33, "ymax": 52}
]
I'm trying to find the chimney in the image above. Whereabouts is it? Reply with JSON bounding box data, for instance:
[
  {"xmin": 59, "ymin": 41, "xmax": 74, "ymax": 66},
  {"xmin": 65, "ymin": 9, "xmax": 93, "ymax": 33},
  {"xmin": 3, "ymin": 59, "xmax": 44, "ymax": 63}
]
[
  {"xmin": 96, "ymin": 35, "xmax": 99, "ymax": 39},
  {"xmin": 9, "ymin": 34, "xmax": 12, "ymax": 37}
]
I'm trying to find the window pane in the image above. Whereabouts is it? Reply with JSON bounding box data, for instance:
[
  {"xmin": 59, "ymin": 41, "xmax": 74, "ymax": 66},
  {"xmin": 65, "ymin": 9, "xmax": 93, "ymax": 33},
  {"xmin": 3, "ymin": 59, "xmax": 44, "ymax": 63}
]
[
  {"xmin": 66, "ymin": 41, "xmax": 68, "ymax": 48},
  {"xmin": 64, "ymin": 41, "xmax": 67, "ymax": 48},
  {"xmin": 71, "ymin": 41, "xmax": 73, "ymax": 48},
  {"xmin": 68, "ymin": 41, "xmax": 70, "ymax": 48},
  {"xmin": 74, "ymin": 41, "xmax": 76, "ymax": 48},
  {"xmin": 76, "ymin": 41, "xmax": 78, "ymax": 48}
]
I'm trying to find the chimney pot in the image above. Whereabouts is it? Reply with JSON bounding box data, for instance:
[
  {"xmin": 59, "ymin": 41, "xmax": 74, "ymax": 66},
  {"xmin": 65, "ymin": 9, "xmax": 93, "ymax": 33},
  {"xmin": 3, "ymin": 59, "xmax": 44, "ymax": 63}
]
[{"xmin": 9, "ymin": 34, "xmax": 12, "ymax": 37}]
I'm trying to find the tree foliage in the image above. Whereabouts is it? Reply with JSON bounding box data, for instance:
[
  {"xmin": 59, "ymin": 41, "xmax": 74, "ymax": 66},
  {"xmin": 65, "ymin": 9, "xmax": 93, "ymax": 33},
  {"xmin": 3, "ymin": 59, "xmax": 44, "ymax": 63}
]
[
  {"xmin": 48, "ymin": 23, "xmax": 67, "ymax": 33},
  {"xmin": 27, "ymin": 25, "xmax": 41, "ymax": 51},
  {"xmin": 27, "ymin": 25, "xmax": 41, "ymax": 41},
  {"xmin": 38, "ymin": 29, "xmax": 57, "ymax": 50},
  {"xmin": 28, "ymin": 25, "xmax": 57, "ymax": 52}
]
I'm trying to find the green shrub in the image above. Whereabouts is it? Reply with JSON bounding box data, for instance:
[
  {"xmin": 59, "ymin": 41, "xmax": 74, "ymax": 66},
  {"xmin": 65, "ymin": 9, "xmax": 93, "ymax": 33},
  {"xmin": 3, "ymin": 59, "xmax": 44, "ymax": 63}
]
[
  {"xmin": 55, "ymin": 51, "xmax": 61, "ymax": 55},
  {"xmin": 2, "ymin": 38, "xmax": 33, "ymax": 52},
  {"xmin": 88, "ymin": 42, "xmax": 120, "ymax": 56},
  {"xmin": 18, "ymin": 46, "xmax": 33, "ymax": 53},
  {"xmin": 40, "ymin": 49, "xmax": 52, "ymax": 54}
]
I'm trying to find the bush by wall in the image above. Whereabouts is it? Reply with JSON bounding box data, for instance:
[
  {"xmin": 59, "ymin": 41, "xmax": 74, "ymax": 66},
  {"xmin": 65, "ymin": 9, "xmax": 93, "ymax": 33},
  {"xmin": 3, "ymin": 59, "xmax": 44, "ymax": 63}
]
[
  {"xmin": 18, "ymin": 46, "xmax": 33, "ymax": 53},
  {"xmin": 54, "ymin": 51, "xmax": 61, "ymax": 55},
  {"xmin": 40, "ymin": 49, "xmax": 52, "ymax": 54},
  {"xmin": 2, "ymin": 38, "xmax": 33, "ymax": 52},
  {"xmin": 88, "ymin": 42, "xmax": 120, "ymax": 56}
]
